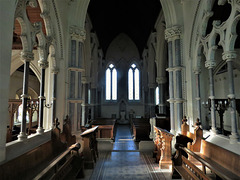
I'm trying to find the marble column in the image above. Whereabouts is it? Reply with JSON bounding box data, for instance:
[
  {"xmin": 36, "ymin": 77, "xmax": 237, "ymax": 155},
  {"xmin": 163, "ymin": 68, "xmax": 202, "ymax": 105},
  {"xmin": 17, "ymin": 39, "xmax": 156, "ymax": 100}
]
[
  {"xmin": 82, "ymin": 81, "xmax": 89, "ymax": 126},
  {"xmin": 166, "ymin": 41, "xmax": 175, "ymax": 133},
  {"xmin": 36, "ymin": 60, "xmax": 48, "ymax": 134},
  {"xmin": 165, "ymin": 26, "xmax": 183, "ymax": 134},
  {"xmin": 222, "ymin": 51, "xmax": 239, "ymax": 142},
  {"xmin": 51, "ymin": 68, "xmax": 58, "ymax": 128},
  {"xmin": 156, "ymin": 77, "xmax": 167, "ymax": 115},
  {"xmin": 205, "ymin": 61, "xmax": 217, "ymax": 134},
  {"xmin": 194, "ymin": 68, "xmax": 202, "ymax": 121},
  {"xmin": 18, "ymin": 51, "xmax": 34, "ymax": 141},
  {"xmin": 174, "ymin": 38, "xmax": 183, "ymax": 132}
]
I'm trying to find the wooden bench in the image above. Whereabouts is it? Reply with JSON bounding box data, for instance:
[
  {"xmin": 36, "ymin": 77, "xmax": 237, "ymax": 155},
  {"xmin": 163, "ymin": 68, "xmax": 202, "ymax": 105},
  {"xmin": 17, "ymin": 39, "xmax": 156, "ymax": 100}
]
[
  {"xmin": 91, "ymin": 118, "xmax": 116, "ymax": 140},
  {"xmin": 81, "ymin": 126, "xmax": 98, "ymax": 169},
  {"xmin": 172, "ymin": 140, "xmax": 240, "ymax": 179},
  {"xmin": 33, "ymin": 143, "xmax": 83, "ymax": 180},
  {"xmin": 177, "ymin": 122, "xmax": 203, "ymax": 152},
  {"xmin": 154, "ymin": 126, "xmax": 174, "ymax": 168},
  {"xmin": 132, "ymin": 118, "xmax": 151, "ymax": 141},
  {"xmin": 0, "ymin": 117, "xmax": 74, "ymax": 180}
]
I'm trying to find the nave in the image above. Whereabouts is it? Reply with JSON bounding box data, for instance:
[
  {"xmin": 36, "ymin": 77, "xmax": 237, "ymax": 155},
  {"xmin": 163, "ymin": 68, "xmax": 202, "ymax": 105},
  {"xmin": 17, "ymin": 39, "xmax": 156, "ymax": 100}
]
[{"xmin": 82, "ymin": 125, "xmax": 171, "ymax": 180}]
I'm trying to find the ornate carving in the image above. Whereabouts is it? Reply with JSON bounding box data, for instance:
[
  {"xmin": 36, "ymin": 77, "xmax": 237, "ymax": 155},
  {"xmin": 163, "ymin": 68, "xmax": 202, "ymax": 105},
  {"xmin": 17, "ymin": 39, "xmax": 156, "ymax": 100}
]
[
  {"xmin": 205, "ymin": 60, "xmax": 216, "ymax": 69},
  {"xmin": 165, "ymin": 26, "xmax": 181, "ymax": 41},
  {"xmin": 21, "ymin": 51, "xmax": 34, "ymax": 62},
  {"xmin": 38, "ymin": 59, "xmax": 49, "ymax": 69},
  {"xmin": 69, "ymin": 26, "xmax": 86, "ymax": 42},
  {"xmin": 222, "ymin": 51, "xmax": 237, "ymax": 60}
]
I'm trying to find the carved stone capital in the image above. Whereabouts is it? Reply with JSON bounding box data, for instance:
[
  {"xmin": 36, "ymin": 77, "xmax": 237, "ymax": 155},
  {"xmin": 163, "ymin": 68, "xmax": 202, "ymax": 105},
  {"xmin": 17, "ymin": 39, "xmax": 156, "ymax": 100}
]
[
  {"xmin": 38, "ymin": 59, "xmax": 49, "ymax": 69},
  {"xmin": 165, "ymin": 26, "xmax": 181, "ymax": 41},
  {"xmin": 205, "ymin": 60, "xmax": 216, "ymax": 69},
  {"xmin": 69, "ymin": 26, "xmax": 86, "ymax": 42},
  {"xmin": 222, "ymin": 51, "xmax": 237, "ymax": 61},
  {"xmin": 156, "ymin": 77, "xmax": 167, "ymax": 84},
  {"xmin": 21, "ymin": 51, "xmax": 34, "ymax": 62}
]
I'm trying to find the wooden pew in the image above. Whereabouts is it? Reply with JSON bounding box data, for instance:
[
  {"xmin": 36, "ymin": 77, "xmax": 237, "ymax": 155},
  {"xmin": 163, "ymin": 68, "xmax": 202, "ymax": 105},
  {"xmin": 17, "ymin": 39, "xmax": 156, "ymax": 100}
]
[
  {"xmin": 33, "ymin": 143, "xmax": 83, "ymax": 180},
  {"xmin": 177, "ymin": 122, "xmax": 203, "ymax": 152},
  {"xmin": 60, "ymin": 115, "xmax": 76, "ymax": 147},
  {"xmin": 172, "ymin": 141, "xmax": 240, "ymax": 179},
  {"xmin": 91, "ymin": 118, "xmax": 116, "ymax": 140},
  {"xmin": 154, "ymin": 126, "xmax": 174, "ymax": 169},
  {"xmin": 132, "ymin": 118, "xmax": 151, "ymax": 142},
  {"xmin": 0, "ymin": 116, "xmax": 76, "ymax": 180},
  {"xmin": 81, "ymin": 126, "xmax": 98, "ymax": 169}
]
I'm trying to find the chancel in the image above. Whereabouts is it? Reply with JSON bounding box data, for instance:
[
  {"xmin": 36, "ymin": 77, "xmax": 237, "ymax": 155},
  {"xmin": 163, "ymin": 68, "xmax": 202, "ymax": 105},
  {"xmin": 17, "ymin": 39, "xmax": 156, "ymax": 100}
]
[{"xmin": 0, "ymin": 0, "xmax": 240, "ymax": 179}]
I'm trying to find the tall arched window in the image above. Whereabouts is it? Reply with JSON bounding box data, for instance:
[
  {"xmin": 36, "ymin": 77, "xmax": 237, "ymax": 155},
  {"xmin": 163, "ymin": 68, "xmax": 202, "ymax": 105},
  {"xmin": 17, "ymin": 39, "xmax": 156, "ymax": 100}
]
[
  {"xmin": 106, "ymin": 64, "xmax": 117, "ymax": 100},
  {"xmin": 128, "ymin": 63, "xmax": 140, "ymax": 100}
]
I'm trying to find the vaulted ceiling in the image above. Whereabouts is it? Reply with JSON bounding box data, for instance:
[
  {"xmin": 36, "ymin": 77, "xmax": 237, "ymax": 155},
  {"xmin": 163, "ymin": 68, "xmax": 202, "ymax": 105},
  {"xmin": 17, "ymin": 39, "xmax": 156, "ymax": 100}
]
[{"xmin": 87, "ymin": 0, "xmax": 161, "ymax": 57}]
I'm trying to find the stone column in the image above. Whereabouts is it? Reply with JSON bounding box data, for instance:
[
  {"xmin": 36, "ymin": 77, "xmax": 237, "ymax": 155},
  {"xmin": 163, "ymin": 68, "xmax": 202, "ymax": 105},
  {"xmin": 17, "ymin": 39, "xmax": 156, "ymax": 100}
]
[
  {"xmin": 51, "ymin": 68, "xmax": 58, "ymax": 128},
  {"xmin": 205, "ymin": 60, "xmax": 217, "ymax": 134},
  {"xmin": 194, "ymin": 68, "xmax": 202, "ymax": 121},
  {"xmin": 165, "ymin": 26, "xmax": 183, "ymax": 134},
  {"xmin": 82, "ymin": 79, "xmax": 89, "ymax": 126},
  {"xmin": 36, "ymin": 59, "xmax": 48, "ymax": 134},
  {"xmin": 174, "ymin": 38, "xmax": 184, "ymax": 133},
  {"xmin": 166, "ymin": 40, "xmax": 175, "ymax": 134},
  {"xmin": 222, "ymin": 51, "xmax": 239, "ymax": 142},
  {"xmin": 156, "ymin": 77, "xmax": 167, "ymax": 115},
  {"xmin": 18, "ymin": 51, "xmax": 34, "ymax": 141}
]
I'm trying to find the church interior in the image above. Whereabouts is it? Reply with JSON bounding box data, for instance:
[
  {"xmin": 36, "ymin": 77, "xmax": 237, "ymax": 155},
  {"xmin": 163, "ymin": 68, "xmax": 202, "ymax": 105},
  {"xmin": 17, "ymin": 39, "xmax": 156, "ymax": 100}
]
[{"xmin": 0, "ymin": 0, "xmax": 240, "ymax": 179}]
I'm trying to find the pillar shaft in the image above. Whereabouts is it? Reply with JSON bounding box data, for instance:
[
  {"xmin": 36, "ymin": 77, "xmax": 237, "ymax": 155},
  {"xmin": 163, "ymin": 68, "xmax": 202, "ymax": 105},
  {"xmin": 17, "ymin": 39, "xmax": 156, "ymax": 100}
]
[
  {"xmin": 37, "ymin": 67, "xmax": 46, "ymax": 134},
  {"xmin": 208, "ymin": 67, "xmax": 217, "ymax": 133},
  {"xmin": 222, "ymin": 51, "xmax": 239, "ymax": 142},
  {"xmin": 167, "ymin": 41, "xmax": 175, "ymax": 133},
  {"xmin": 227, "ymin": 61, "xmax": 238, "ymax": 136},
  {"xmin": 174, "ymin": 39, "xmax": 183, "ymax": 132},
  {"xmin": 82, "ymin": 83, "xmax": 89, "ymax": 126},
  {"xmin": 195, "ymin": 72, "xmax": 201, "ymax": 120},
  {"xmin": 52, "ymin": 72, "xmax": 57, "ymax": 127},
  {"xmin": 18, "ymin": 63, "xmax": 29, "ymax": 140}
]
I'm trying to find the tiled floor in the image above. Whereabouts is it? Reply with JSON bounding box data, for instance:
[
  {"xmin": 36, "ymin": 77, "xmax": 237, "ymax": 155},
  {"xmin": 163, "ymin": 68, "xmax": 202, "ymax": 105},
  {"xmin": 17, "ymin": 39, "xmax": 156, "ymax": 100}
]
[{"xmin": 82, "ymin": 125, "xmax": 172, "ymax": 180}]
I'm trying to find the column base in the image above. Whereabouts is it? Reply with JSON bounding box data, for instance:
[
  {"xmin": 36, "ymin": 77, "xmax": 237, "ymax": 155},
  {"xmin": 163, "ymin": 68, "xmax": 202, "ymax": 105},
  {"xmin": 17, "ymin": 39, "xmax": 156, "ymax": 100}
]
[
  {"xmin": 36, "ymin": 127, "xmax": 45, "ymax": 134},
  {"xmin": 229, "ymin": 133, "xmax": 239, "ymax": 144},
  {"xmin": 17, "ymin": 132, "xmax": 28, "ymax": 141}
]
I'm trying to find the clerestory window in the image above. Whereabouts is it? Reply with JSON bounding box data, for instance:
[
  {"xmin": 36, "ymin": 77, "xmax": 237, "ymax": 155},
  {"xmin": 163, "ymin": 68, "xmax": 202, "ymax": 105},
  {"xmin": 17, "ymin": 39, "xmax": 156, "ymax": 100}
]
[
  {"xmin": 128, "ymin": 63, "xmax": 140, "ymax": 100},
  {"xmin": 106, "ymin": 64, "xmax": 117, "ymax": 100}
]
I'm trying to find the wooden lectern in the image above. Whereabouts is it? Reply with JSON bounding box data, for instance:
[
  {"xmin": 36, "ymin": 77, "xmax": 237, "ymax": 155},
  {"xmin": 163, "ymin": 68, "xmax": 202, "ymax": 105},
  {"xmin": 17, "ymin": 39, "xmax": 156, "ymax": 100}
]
[{"xmin": 80, "ymin": 126, "xmax": 98, "ymax": 169}]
